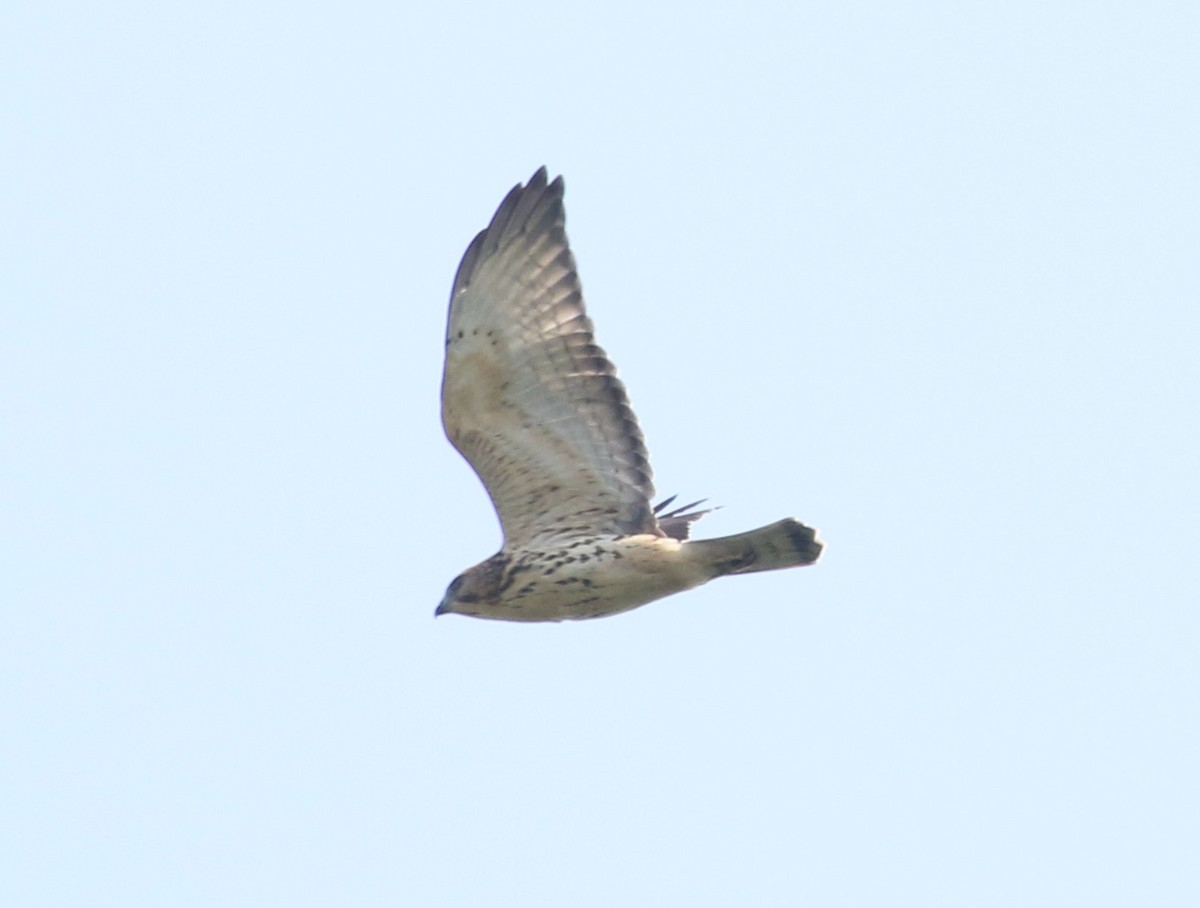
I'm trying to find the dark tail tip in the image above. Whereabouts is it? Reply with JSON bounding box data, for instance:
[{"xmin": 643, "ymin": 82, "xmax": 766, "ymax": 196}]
[{"xmin": 786, "ymin": 520, "xmax": 824, "ymax": 565}]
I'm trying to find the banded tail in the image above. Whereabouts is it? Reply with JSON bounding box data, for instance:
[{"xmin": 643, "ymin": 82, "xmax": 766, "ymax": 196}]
[{"xmin": 689, "ymin": 519, "xmax": 824, "ymax": 577}]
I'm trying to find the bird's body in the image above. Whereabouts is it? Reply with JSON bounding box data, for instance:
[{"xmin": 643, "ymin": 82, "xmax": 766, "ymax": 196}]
[
  {"xmin": 437, "ymin": 168, "xmax": 823, "ymax": 622},
  {"xmin": 441, "ymin": 518, "xmax": 824, "ymax": 622},
  {"xmin": 442, "ymin": 534, "xmax": 700, "ymax": 623}
]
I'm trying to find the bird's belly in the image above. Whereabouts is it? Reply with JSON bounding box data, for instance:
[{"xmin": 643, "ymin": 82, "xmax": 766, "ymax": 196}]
[{"xmin": 497, "ymin": 535, "xmax": 709, "ymax": 621}]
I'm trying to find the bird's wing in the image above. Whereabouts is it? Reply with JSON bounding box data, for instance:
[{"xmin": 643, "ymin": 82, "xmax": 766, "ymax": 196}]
[{"xmin": 441, "ymin": 167, "xmax": 658, "ymax": 548}]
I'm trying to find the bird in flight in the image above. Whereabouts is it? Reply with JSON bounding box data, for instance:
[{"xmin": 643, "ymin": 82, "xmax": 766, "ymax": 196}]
[{"xmin": 437, "ymin": 167, "xmax": 823, "ymax": 621}]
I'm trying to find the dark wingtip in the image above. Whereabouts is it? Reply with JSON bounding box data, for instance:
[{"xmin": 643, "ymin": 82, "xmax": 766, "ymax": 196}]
[{"xmin": 450, "ymin": 167, "xmax": 562, "ymax": 302}]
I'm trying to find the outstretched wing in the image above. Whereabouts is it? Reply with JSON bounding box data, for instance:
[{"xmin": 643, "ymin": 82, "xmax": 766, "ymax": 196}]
[{"xmin": 442, "ymin": 167, "xmax": 657, "ymax": 547}]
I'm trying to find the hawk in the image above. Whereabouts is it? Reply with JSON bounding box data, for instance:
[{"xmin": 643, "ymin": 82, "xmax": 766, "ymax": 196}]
[{"xmin": 437, "ymin": 167, "xmax": 823, "ymax": 622}]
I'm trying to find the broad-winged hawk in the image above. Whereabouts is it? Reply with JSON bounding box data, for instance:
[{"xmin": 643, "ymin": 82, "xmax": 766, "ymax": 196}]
[{"xmin": 437, "ymin": 168, "xmax": 823, "ymax": 621}]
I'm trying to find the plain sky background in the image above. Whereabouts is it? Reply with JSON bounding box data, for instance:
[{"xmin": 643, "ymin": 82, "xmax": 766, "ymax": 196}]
[{"xmin": 4, "ymin": 1, "xmax": 1198, "ymax": 905}]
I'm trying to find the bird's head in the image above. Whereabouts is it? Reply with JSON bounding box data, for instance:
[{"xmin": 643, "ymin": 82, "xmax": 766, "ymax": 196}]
[{"xmin": 435, "ymin": 555, "xmax": 507, "ymax": 618}]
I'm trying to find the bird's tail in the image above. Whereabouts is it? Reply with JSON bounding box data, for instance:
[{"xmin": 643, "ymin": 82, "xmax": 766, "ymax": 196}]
[{"xmin": 688, "ymin": 519, "xmax": 823, "ymax": 576}]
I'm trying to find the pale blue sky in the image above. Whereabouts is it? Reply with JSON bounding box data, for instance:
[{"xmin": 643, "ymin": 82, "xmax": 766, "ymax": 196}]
[{"xmin": 4, "ymin": 2, "xmax": 1198, "ymax": 905}]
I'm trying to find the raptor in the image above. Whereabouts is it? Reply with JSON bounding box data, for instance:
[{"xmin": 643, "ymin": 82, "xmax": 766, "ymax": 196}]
[{"xmin": 437, "ymin": 168, "xmax": 823, "ymax": 621}]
